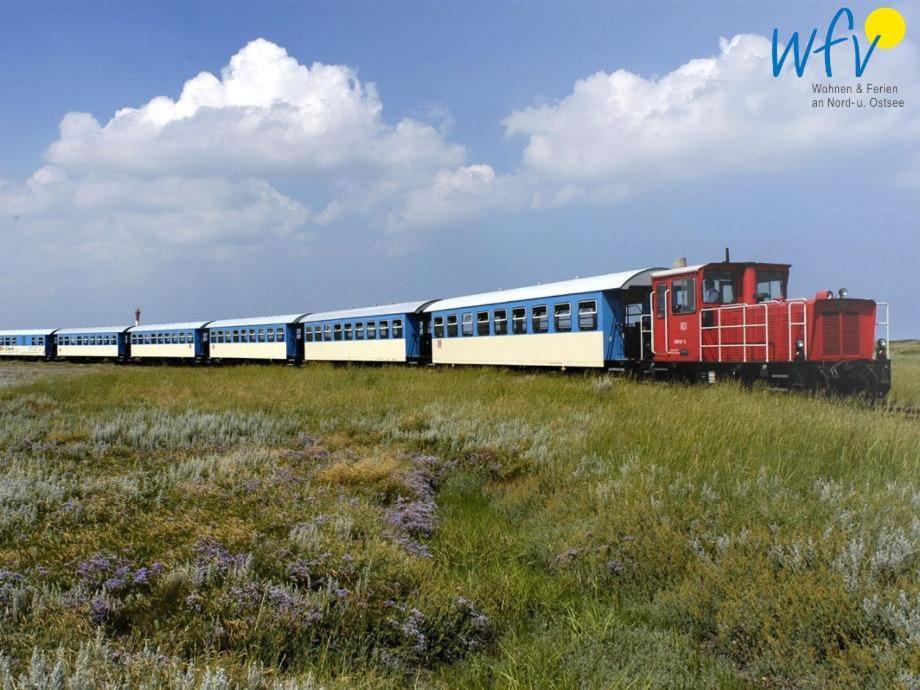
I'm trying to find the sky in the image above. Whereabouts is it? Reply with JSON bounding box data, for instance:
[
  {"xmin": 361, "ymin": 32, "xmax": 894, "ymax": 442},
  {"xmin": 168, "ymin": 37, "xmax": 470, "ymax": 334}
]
[{"xmin": 0, "ymin": 0, "xmax": 918, "ymax": 337}]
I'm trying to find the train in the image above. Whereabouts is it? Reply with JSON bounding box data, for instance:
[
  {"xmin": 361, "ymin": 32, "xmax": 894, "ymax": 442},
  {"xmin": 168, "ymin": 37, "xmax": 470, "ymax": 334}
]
[{"xmin": 0, "ymin": 255, "xmax": 892, "ymax": 398}]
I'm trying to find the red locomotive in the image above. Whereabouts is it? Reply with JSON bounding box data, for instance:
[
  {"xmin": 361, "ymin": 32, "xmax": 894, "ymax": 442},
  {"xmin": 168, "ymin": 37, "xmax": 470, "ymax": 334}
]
[{"xmin": 641, "ymin": 253, "xmax": 890, "ymax": 397}]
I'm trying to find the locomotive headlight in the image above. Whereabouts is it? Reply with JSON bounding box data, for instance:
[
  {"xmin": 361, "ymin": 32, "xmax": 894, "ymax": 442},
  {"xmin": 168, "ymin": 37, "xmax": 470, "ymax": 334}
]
[
  {"xmin": 795, "ymin": 338, "xmax": 805, "ymax": 359},
  {"xmin": 838, "ymin": 287, "xmax": 848, "ymax": 298},
  {"xmin": 877, "ymin": 338, "xmax": 888, "ymax": 359}
]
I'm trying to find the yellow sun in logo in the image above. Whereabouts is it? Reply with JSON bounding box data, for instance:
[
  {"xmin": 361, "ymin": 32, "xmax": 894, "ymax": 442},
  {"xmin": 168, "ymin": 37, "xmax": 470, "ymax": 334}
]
[{"xmin": 865, "ymin": 7, "xmax": 907, "ymax": 49}]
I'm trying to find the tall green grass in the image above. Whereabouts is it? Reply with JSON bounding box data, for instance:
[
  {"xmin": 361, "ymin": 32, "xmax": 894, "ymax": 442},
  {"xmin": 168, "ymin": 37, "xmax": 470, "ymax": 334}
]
[
  {"xmin": 890, "ymin": 340, "xmax": 920, "ymax": 407},
  {"xmin": 0, "ymin": 360, "xmax": 918, "ymax": 688}
]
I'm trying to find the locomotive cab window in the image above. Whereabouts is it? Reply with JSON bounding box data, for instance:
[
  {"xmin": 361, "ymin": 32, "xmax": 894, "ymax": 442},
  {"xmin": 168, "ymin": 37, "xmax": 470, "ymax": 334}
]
[
  {"xmin": 512, "ymin": 307, "xmax": 526, "ymax": 334},
  {"xmin": 655, "ymin": 284, "xmax": 667, "ymax": 318},
  {"xmin": 755, "ymin": 270, "xmax": 786, "ymax": 302},
  {"xmin": 703, "ymin": 270, "xmax": 736, "ymax": 305},
  {"xmin": 671, "ymin": 278, "xmax": 696, "ymax": 314},
  {"xmin": 578, "ymin": 300, "xmax": 598, "ymax": 330}
]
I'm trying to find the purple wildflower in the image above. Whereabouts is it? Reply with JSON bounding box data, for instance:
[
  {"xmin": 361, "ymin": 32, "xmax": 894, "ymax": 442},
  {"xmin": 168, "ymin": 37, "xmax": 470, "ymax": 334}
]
[
  {"xmin": 399, "ymin": 608, "xmax": 428, "ymax": 654},
  {"xmin": 185, "ymin": 593, "xmax": 204, "ymax": 613},
  {"xmin": 193, "ymin": 538, "xmax": 249, "ymax": 584},
  {"xmin": 386, "ymin": 497, "xmax": 436, "ymax": 538},
  {"xmin": 0, "ymin": 569, "xmax": 26, "ymax": 607},
  {"xmin": 606, "ymin": 559, "xmax": 625, "ymax": 575},
  {"xmin": 89, "ymin": 595, "xmax": 113, "ymax": 626}
]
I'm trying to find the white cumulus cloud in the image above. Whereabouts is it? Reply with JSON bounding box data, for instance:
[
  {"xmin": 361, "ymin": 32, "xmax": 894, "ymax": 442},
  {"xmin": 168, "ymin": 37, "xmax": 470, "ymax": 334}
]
[
  {"xmin": 503, "ymin": 33, "xmax": 920, "ymax": 198},
  {"xmin": 47, "ymin": 38, "xmax": 463, "ymax": 175}
]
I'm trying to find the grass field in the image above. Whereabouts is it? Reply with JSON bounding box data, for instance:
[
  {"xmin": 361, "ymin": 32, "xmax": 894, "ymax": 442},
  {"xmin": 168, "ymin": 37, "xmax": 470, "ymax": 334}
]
[
  {"xmin": 0, "ymin": 357, "xmax": 918, "ymax": 688},
  {"xmin": 891, "ymin": 341, "xmax": 920, "ymax": 408}
]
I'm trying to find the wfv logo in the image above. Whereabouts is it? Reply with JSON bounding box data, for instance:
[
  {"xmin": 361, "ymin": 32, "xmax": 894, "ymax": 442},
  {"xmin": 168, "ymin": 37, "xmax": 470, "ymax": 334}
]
[{"xmin": 772, "ymin": 7, "xmax": 906, "ymax": 78}]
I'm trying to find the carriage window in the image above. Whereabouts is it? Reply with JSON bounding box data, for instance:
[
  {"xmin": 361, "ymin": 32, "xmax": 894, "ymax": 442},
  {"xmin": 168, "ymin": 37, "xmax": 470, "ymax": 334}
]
[
  {"xmin": 512, "ymin": 307, "xmax": 526, "ymax": 334},
  {"xmin": 256, "ymin": 329, "xmax": 264, "ymax": 343},
  {"xmin": 755, "ymin": 270, "xmax": 786, "ymax": 302},
  {"xmin": 276, "ymin": 328, "xmax": 284, "ymax": 342},
  {"xmin": 344, "ymin": 323, "xmax": 353, "ymax": 340},
  {"xmin": 671, "ymin": 278, "xmax": 696, "ymax": 314},
  {"xmin": 532, "ymin": 305, "xmax": 549, "ymax": 333},
  {"xmin": 323, "ymin": 324, "xmax": 332, "ymax": 341},
  {"xmin": 379, "ymin": 321, "xmax": 389, "ymax": 339},
  {"xmin": 368, "ymin": 322, "xmax": 377, "ymax": 339},
  {"xmin": 703, "ymin": 270, "xmax": 736, "ymax": 305},
  {"xmin": 334, "ymin": 324, "xmax": 342, "ymax": 341},
  {"xmin": 447, "ymin": 315, "xmax": 458, "ymax": 337},
  {"xmin": 178, "ymin": 332, "xmax": 185, "ymax": 344},
  {"xmin": 554, "ymin": 303, "xmax": 572, "ymax": 332},
  {"xmin": 353, "ymin": 322, "xmax": 363, "ymax": 340},
  {"xmin": 578, "ymin": 300, "xmax": 598, "ymax": 330},
  {"xmin": 655, "ymin": 284, "xmax": 666, "ymax": 318},
  {"xmin": 433, "ymin": 317, "xmax": 445, "ymax": 338},
  {"xmin": 271, "ymin": 328, "xmax": 279, "ymax": 342},
  {"xmin": 461, "ymin": 313, "xmax": 473, "ymax": 336},
  {"xmin": 392, "ymin": 319, "xmax": 403, "ymax": 338},
  {"xmin": 249, "ymin": 329, "xmax": 256, "ymax": 342},
  {"xmin": 172, "ymin": 332, "xmax": 180, "ymax": 344},
  {"xmin": 477, "ymin": 311, "xmax": 489, "ymax": 336},
  {"xmin": 493, "ymin": 309, "xmax": 508, "ymax": 335}
]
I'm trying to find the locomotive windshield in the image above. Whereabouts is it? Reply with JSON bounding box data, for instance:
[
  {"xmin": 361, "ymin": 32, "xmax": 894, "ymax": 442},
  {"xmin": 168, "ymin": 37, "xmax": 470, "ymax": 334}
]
[
  {"xmin": 755, "ymin": 269, "xmax": 786, "ymax": 302},
  {"xmin": 703, "ymin": 270, "xmax": 736, "ymax": 304}
]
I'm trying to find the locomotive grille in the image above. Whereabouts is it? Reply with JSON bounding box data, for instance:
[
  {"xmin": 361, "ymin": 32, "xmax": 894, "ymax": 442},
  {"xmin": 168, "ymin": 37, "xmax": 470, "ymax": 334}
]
[{"xmin": 821, "ymin": 311, "xmax": 861, "ymax": 357}]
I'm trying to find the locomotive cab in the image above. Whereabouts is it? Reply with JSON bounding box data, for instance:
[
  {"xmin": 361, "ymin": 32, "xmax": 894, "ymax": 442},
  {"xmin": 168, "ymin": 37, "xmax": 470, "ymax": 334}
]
[{"xmin": 650, "ymin": 261, "xmax": 790, "ymax": 361}]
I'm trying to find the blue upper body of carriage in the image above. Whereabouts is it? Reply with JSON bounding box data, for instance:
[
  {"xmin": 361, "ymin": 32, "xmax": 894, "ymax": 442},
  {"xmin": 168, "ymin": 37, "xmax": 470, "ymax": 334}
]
[
  {"xmin": 55, "ymin": 326, "xmax": 130, "ymax": 358},
  {"xmin": 0, "ymin": 329, "xmax": 57, "ymax": 357},
  {"xmin": 301, "ymin": 301, "xmax": 435, "ymax": 360},
  {"xmin": 206, "ymin": 314, "xmax": 308, "ymax": 359},
  {"xmin": 423, "ymin": 268, "xmax": 660, "ymax": 363},
  {"xmin": 128, "ymin": 321, "xmax": 212, "ymax": 358}
]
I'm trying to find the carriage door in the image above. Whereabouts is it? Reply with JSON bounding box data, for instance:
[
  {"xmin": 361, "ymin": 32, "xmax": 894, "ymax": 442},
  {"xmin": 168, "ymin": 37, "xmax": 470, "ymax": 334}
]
[
  {"xmin": 653, "ymin": 276, "xmax": 697, "ymax": 360},
  {"xmin": 419, "ymin": 315, "xmax": 433, "ymax": 363},
  {"xmin": 667, "ymin": 276, "xmax": 697, "ymax": 359}
]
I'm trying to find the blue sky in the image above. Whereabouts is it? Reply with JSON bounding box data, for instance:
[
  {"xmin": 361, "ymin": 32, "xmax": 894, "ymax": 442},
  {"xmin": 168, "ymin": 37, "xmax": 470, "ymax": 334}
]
[{"xmin": 0, "ymin": 1, "xmax": 917, "ymax": 337}]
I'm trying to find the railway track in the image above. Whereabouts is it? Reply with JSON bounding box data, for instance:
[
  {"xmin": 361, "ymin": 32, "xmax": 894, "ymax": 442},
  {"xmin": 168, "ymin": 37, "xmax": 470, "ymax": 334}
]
[{"xmin": 874, "ymin": 403, "xmax": 920, "ymax": 419}]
